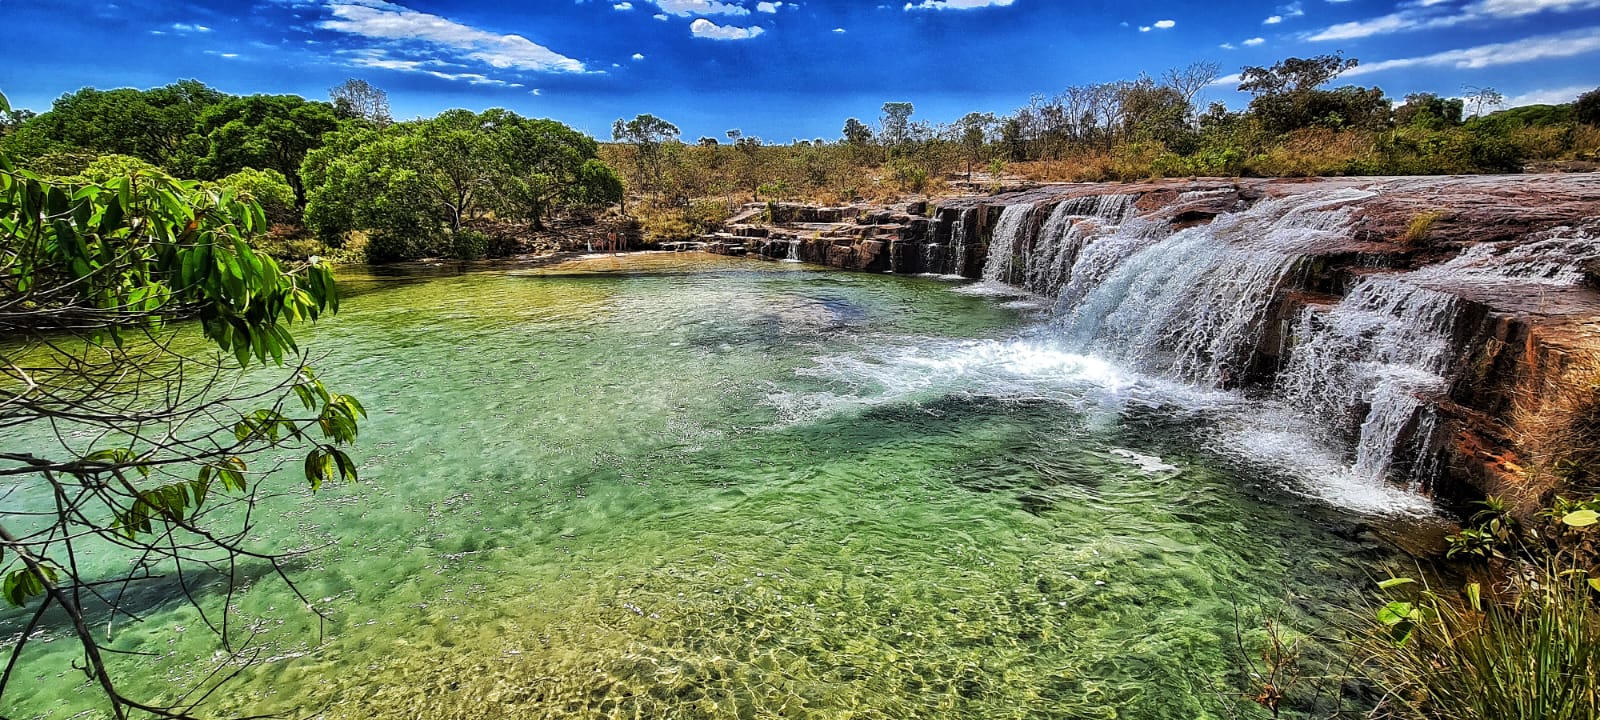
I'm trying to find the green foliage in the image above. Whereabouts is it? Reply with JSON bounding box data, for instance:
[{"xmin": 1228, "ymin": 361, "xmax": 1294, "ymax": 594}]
[
  {"xmin": 216, "ymin": 167, "xmax": 298, "ymax": 226},
  {"xmin": 3, "ymin": 80, "xmax": 225, "ymax": 168},
  {"xmin": 303, "ymin": 109, "xmax": 617, "ymax": 260},
  {"xmin": 1577, "ymin": 87, "xmax": 1600, "ymax": 127},
  {"xmin": 192, "ymin": 93, "xmax": 342, "ymax": 202},
  {"xmin": 1365, "ymin": 495, "xmax": 1600, "ymax": 720},
  {"xmin": 1, "ymin": 123, "xmax": 364, "ymax": 715}
]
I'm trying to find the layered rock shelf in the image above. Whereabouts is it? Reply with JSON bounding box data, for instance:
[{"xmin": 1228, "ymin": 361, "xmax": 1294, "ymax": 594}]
[{"xmin": 703, "ymin": 175, "xmax": 1600, "ymax": 512}]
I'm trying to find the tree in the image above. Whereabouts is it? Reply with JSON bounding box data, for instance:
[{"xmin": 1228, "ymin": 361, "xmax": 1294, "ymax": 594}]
[
  {"xmin": 611, "ymin": 113, "xmax": 681, "ymax": 202},
  {"xmin": 329, "ymin": 78, "xmax": 391, "ymax": 127},
  {"xmin": 1237, "ymin": 55, "xmax": 1388, "ymax": 134},
  {"xmin": 1462, "ymin": 86, "xmax": 1505, "ymax": 119},
  {"xmin": 1573, "ymin": 87, "xmax": 1600, "ymax": 126},
  {"xmin": 193, "ymin": 94, "xmax": 342, "ymax": 206},
  {"xmin": 879, "ymin": 102, "xmax": 915, "ymax": 148},
  {"xmin": 303, "ymin": 109, "xmax": 618, "ymax": 254},
  {"xmin": 0, "ymin": 90, "xmax": 364, "ymax": 719},
  {"xmin": 841, "ymin": 117, "xmax": 873, "ymax": 145},
  {"xmin": 955, "ymin": 112, "xmax": 996, "ymax": 178},
  {"xmin": 13, "ymin": 80, "xmax": 226, "ymax": 169},
  {"xmin": 1395, "ymin": 92, "xmax": 1464, "ymax": 129}
]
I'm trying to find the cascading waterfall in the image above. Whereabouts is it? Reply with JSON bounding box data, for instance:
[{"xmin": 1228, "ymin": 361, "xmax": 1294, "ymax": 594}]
[
  {"xmin": 1277, "ymin": 278, "xmax": 1463, "ymax": 483},
  {"xmin": 938, "ymin": 187, "xmax": 1597, "ymax": 491},
  {"xmin": 1020, "ymin": 194, "xmax": 1137, "ymax": 297},
  {"xmin": 948, "ymin": 208, "xmax": 974, "ymax": 277},
  {"xmin": 785, "ymin": 238, "xmax": 801, "ymax": 262},
  {"xmin": 980, "ymin": 205, "xmax": 1035, "ymax": 284}
]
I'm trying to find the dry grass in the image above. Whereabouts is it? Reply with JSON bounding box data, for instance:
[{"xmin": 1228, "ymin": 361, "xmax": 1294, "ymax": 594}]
[
  {"xmin": 1510, "ymin": 350, "xmax": 1600, "ymax": 509},
  {"xmin": 1400, "ymin": 211, "xmax": 1441, "ymax": 245}
]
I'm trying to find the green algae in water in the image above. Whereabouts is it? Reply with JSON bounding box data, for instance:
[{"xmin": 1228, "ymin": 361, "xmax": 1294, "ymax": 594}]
[{"xmin": 2, "ymin": 254, "xmax": 1404, "ymax": 719}]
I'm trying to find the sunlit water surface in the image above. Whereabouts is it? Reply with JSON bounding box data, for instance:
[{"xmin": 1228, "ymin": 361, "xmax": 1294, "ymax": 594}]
[{"xmin": 4, "ymin": 253, "xmax": 1425, "ymax": 719}]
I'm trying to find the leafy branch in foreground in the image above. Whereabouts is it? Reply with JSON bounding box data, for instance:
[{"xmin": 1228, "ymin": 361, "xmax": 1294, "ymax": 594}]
[{"xmin": 0, "ymin": 89, "xmax": 365, "ymax": 719}]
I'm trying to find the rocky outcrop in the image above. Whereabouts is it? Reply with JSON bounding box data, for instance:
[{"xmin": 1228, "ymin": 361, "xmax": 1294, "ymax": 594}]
[{"xmin": 706, "ymin": 175, "xmax": 1600, "ymax": 513}]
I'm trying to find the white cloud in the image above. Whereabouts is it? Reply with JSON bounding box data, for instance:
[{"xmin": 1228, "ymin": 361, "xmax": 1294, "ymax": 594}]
[
  {"xmin": 1242, "ymin": 36, "xmax": 1265, "ymax": 45},
  {"xmin": 632, "ymin": 52, "xmax": 645, "ymax": 59},
  {"xmin": 1309, "ymin": 0, "xmax": 1600, "ymax": 41},
  {"xmin": 833, "ymin": 26, "xmax": 846, "ymax": 32},
  {"xmin": 1153, "ymin": 18, "xmax": 1175, "ymax": 28},
  {"xmin": 1345, "ymin": 26, "xmax": 1600, "ymax": 76},
  {"xmin": 903, "ymin": 0, "xmax": 1014, "ymax": 9},
  {"xmin": 654, "ymin": 13, "xmax": 668, "ymax": 19},
  {"xmin": 1220, "ymin": 42, "xmax": 1237, "ymax": 49},
  {"xmin": 1139, "ymin": 25, "xmax": 1151, "ymax": 31},
  {"xmin": 320, "ymin": 0, "xmax": 585, "ymax": 73},
  {"xmin": 688, "ymin": 17, "xmax": 765, "ymax": 38},
  {"xmin": 1264, "ymin": 15, "xmax": 1283, "ymax": 23},
  {"xmin": 756, "ymin": 1, "xmax": 782, "ymax": 11},
  {"xmin": 1502, "ymin": 84, "xmax": 1593, "ymax": 106},
  {"xmin": 614, "ymin": 1, "xmax": 633, "ymax": 8},
  {"xmin": 650, "ymin": 0, "xmax": 750, "ymax": 16},
  {"xmin": 172, "ymin": 22, "xmax": 211, "ymax": 32}
]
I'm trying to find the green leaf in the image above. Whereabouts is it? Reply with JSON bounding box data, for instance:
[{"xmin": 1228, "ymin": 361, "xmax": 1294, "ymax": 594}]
[
  {"xmin": 1589, "ymin": 579, "xmax": 1600, "ymax": 594},
  {"xmin": 3, "ymin": 565, "xmax": 59, "ymax": 607},
  {"xmin": 1561, "ymin": 509, "xmax": 1598, "ymax": 527},
  {"xmin": 1465, "ymin": 582, "xmax": 1482, "ymax": 612},
  {"xmin": 1377, "ymin": 601, "xmax": 1414, "ymax": 626},
  {"xmin": 1377, "ymin": 577, "xmax": 1415, "ymax": 590}
]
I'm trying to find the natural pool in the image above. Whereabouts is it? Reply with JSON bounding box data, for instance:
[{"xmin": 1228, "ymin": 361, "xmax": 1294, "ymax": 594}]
[{"xmin": 5, "ymin": 253, "xmax": 1429, "ymax": 719}]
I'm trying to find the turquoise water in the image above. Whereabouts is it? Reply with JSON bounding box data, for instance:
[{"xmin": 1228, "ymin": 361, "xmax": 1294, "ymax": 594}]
[{"xmin": 3, "ymin": 253, "xmax": 1415, "ymax": 719}]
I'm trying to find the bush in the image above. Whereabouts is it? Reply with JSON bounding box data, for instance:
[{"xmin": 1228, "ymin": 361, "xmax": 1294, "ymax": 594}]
[{"xmin": 447, "ymin": 229, "xmax": 489, "ymax": 260}]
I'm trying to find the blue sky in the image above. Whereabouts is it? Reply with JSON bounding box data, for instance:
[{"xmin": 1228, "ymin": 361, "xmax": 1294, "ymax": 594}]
[{"xmin": 3, "ymin": 0, "xmax": 1599, "ymax": 141}]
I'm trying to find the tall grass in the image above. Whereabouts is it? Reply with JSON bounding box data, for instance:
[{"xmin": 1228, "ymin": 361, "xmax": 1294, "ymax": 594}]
[{"xmin": 1364, "ymin": 572, "xmax": 1599, "ymax": 720}]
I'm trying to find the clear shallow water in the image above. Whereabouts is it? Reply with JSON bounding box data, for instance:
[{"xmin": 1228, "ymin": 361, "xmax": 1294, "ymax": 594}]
[{"xmin": 5, "ymin": 253, "xmax": 1417, "ymax": 719}]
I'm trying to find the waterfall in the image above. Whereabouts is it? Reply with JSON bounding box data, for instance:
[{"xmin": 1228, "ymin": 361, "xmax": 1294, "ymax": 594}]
[
  {"xmin": 981, "ymin": 205, "xmax": 1035, "ymax": 284},
  {"xmin": 1023, "ymin": 194, "xmax": 1137, "ymax": 297},
  {"xmin": 785, "ymin": 238, "xmax": 801, "ymax": 263},
  {"xmin": 949, "ymin": 209, "xmax": 974, "ymax": 277},
  {"xmin": 1277, "ymin": 278, "xmax": 1462, "ymax": 483}
]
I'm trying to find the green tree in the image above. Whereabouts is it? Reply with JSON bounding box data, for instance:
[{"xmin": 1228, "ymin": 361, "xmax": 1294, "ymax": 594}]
[
  {"xmin": 1237, "ymin": 55, "xmax": 1388, "ymax": 134},
  {"xmin": 486, "ymin": 111, "xmax": 621, "ymax": 228},
  {"xmin": 303, "ymin": 109, "xmax": 618, "ymax": 256},
  {"xmin": 956, "ymin": 112, "xmax": 996, "ymax": 179},
  {"xmin": 9, "ymin": 80, "xmax": 226, "ymax": 168},
  {"xmin": 0, "ymin": 90, "xmax": 363, "ymax": 719},
  {"xmin": 1395, "ymin": 92, "xmax": 1465, "ymax": 129},
  {"xmin": 1575, "ymin": 87, "xmax": 1600, "ymax": 127},
  {"xmin": 217, "ymin": 167, "xmax": 299, "ymax": 226},
  {"xmin": 193, "ymin": 94, "xmax": 342, "ymax": 205},
  {"xmin": 841, "ymin": 117, "xmax": 873, "ymax": 145},
  {"xmin": 879, "ymin": 102, "xmax": 915, "ymax": 148},
  {"xmin": 611, "ymin": 113, "xmax": 681, "ymax": 202}
]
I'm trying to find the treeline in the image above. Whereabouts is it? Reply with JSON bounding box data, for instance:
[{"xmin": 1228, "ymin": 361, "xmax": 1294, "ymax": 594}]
[
  {"xmin": 0, "ymin": 80, "xmax": 622, "ymax": 261},
  {"xmin": 602, "ymin": 55, "xmax": 1600, "ymax": 240}
]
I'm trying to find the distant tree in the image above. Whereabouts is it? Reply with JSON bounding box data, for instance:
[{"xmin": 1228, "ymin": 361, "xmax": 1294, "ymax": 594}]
[
  {"xmin": 1120, "ymin": 77, "xmax": 1196, "ymax": 151},
  {"xmin": 303, "ymin": 110, "xmax": 617, "ymax": 254},
  {"xmin": 1395, "ymin": 92, "xmax": 1464, "ymax": 129},
  {"xmin": 879, "ymin": 102, "xmax": 915, "ymax": 147},
  {"xmin": 0, "ymin": 107, "xmax": 35, "ymax": 135},
  {"xmin": 329, "ymin": 79, "xmax": 392, "ymax": 126},
  {"xmin": 1238, "ymin": 54, "xmax": 1358, "ymax": 97},
  {"xmin": 1574, "ymin": 87, "xmax": 1600, "ymax": 126},
  {"xmin": 956, "ymin": 112, "xmax": 996, "ymax": 178},
  {"xmin": 1161, "ymin": 61, "xmax": 1222, "ymax": 114},
  {"xmin": 193, "ymin": 94, "xmax": 342, "ymax": 206},
  {"xmin": 1463, "ymin": 86, "xmax": 1505, "ymax": 118},
  {"xmin": 841, "ymin": 117, "xmax": 873, "ymax": 145},
  {"xmin": 1237, "ymin": 54, "xmax": 1387, "ymax": 133},
  {"xmin": 698, "ymin": 136, "xmax": 720, "ymax": 146},
  {"xmin": 611, "ymin": 113, "xmax": 681, "ymax": 201}
]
